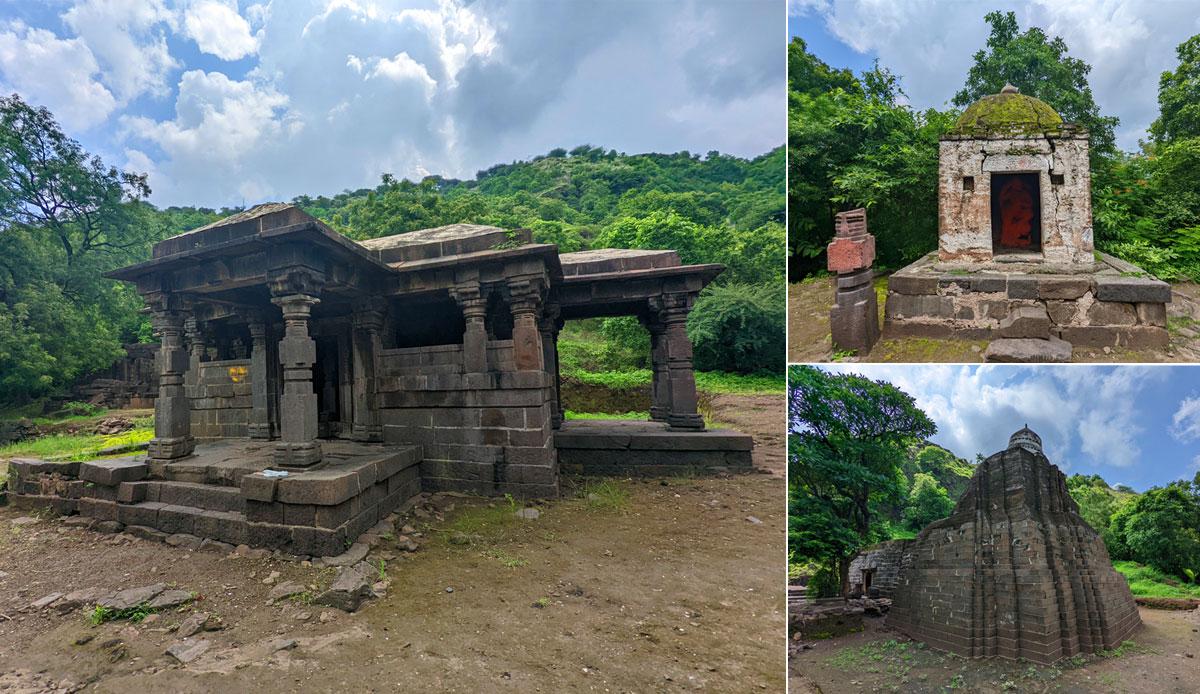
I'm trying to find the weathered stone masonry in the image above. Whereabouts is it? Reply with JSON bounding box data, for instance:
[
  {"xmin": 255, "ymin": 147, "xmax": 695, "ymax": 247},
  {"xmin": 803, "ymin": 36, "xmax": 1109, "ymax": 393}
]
[{"xmin": 6, "ymin": 204, "xmax": 754, "ymax": 555}]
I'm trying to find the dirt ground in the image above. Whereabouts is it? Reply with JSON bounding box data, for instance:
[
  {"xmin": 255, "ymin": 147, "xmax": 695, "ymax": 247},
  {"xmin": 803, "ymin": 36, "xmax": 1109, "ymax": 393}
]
[
  {"xmin": 790, "ymin": 607, "xmax": 1200, "ymax": 694},
  {"xmin": 0, "ymin": 394, "xmax": 786, "ymax": 693},
  {"xmin": 788, "ymin": 276, "xmax": 1200, "ymax": 363}
]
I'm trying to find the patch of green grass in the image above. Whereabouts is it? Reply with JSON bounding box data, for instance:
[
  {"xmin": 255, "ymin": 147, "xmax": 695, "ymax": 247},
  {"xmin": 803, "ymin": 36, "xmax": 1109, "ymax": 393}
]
[
  {"xmin": 1114, "ymin": 561, "xmax": 1200, "ymax": 598},
  {"xmin": 888, "ymin": 527, "xmax": 918, "ymax": 540},
  {"xmin": 532, "ymin": 596, "xmax": 551, "ymax": 608},
  {"xmin": 440, "ymin": 495, "xmax": 522, "ymax": 545},
  {"xmin": 0, "ymin": 427, "xmax": 153, "ymax": 462},
  {"xmin": 374, "ymin": 558, "xmax": 387, "ymax": 581},
  {"xmin": 563, "ymin": 410, "xmax": 649, "ymax": 420},
  {"xmin": 562, "ymin": 368, "xmax": 783, "ymax": 395},
  {"xmin": 579, "ymin": 479, "xmax": 630, "ymax": 510},
  {"xmin": 89, "ymin": 602, "xmax": 155, "ymax": 625},
  {"xmin": 831, "ymin": 349, "xmax": 857, "ymax": 361},
  {"xmin": 1098, "ymin": 640, "xmax": 1148, "ymax": 659},
  {"xmin": 481, "ymin": 548, "xmax": 528, "ymax": 568}
]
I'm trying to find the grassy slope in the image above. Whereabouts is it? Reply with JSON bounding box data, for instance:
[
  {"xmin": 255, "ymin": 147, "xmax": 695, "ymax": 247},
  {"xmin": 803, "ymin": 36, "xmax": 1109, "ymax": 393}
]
[{"xmin": 1114, "ymin": 561, "xmax": 1200, "ymax": 599}]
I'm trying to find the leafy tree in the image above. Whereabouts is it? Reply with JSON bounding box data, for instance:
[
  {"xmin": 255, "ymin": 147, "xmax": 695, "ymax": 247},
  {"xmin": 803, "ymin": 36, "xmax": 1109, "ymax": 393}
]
[
  {"xmin": 1108, "ymin": 483, "xmax": 1200, "ymax": 579},
  {"xmin": 788, "ymin": 365, "xmax": 936, "ymax": 593},
  {"xmin": 1151, "ymin": 34, "xmax": 1200, "ymax": 143},
  {"xmin": 902, "ymin": 472, "xmax": 955, "ymax": 531},
  {"xmin": 953, "ymin": 11, "xmax": 1119, "ymax": 155},
  {"xmin": 688, "ymin": 283, "xmax": 784, "ymax": 373}
]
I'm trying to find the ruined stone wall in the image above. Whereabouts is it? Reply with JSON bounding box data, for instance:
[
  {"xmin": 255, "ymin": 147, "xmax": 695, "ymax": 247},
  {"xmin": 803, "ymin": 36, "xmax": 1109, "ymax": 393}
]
[
  {"xmin": 376, "ymin": 341, "xmax": 557, "ymax": 498},
  {"xmin": 188, "ymin": 359, "xmax": 252, "ymax": 439},
  {"xmin": 938, "ymin": 135, "xmax": 1092, "ymax": 266},
  {"xmin": 847, "ymin": 540, "xmax": 911, "ymax": 598},
  {"xmin": 888, "ymin": 446, "xmax": 1140, "ymax": 664}
]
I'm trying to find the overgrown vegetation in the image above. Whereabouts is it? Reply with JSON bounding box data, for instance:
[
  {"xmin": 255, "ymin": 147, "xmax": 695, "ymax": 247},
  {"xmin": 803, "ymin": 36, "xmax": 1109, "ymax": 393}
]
[
  {"xmin": 0, "ymin": 422, "xmax": 153, "ymax": 461},
  {"xmin": 789, "ymin": 12, "xmax": 1200, "ymax": 285}
]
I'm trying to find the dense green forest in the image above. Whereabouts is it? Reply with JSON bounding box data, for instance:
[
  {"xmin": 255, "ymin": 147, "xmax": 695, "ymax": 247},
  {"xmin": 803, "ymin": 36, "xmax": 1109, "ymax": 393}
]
[
  {"xmin": 789, "ymin": 11, "xmax": 1200, "ymax": 282},
  {"xmin": 0, "ymin": 93, "xmax": 784, "ymax": 405},
  {"xmin": 788, "ymin": 365, "xmax": 1200, "ymax": 598}
]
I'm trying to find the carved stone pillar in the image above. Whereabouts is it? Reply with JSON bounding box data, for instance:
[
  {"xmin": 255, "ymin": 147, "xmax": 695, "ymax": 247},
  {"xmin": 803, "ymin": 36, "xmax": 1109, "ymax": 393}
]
[
  {"xmin": 247, "ymin": 317, "xmax": 273, "ymax": 439},
  {"xmin": 148, "ymin": 298, "xmax": 194, "ymax": 460},
  {"xmin": 657, "ymin": 294, "xmax": 704, "ymax": 430},
  {"xmin": 539, "ymin": 304, "xmax": 563, "ymax": 429},
  {"xmin": 509, "ymin": 280, "xmax": 544, "ymax": 372},
  {"xmin": 269, "ymin": 269, "xmax": 323, "ymax": 467},
  {"xmin": 453, "ymin": 284, "xmax": 488, "ymax": 373},
  {"xmin": 184, "ymin": 316, "xmax": 206, "ymax": 387},
  {"xmin": 351, "ymin": 298, "xmax": 385, "ymax": 442},
  {"xmin": 642, "ymin": 314, "xmax": 671, "ymax": 423}
]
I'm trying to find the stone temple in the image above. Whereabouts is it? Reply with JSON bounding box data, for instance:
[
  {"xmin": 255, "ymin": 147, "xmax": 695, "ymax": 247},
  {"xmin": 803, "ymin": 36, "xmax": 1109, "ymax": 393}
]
[
  {"xmin": 6, "ymin": 204, "xmax": 752, "ymax": 556},
  {"xmin": 884, "ymin": 84, "xmax": 1170, "ymax": 359},
  {"xmin": 880, "ymin": 425, "xmax": 1141, "ymax": 664}
]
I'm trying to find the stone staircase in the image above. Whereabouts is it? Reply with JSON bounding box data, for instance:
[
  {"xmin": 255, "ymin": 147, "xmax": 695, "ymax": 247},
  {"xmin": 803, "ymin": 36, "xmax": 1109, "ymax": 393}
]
[{"xmin": 7, "ymin": 443, "xmax": 424, "ymax": 557}]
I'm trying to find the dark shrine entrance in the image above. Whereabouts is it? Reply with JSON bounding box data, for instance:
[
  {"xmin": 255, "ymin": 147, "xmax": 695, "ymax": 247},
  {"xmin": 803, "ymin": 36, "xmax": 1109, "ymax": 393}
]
[
  {"xmin": 314, "ymin": 334, "xmax": 350, "ymax": 438},
  {"xmin": 991, "ymin": 172, "xmax": 1041, "ymax": 253}
]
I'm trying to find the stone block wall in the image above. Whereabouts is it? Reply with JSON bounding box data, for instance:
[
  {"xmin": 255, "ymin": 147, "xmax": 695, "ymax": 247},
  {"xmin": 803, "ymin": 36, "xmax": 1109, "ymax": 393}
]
[
  {"xmin": 888, "ymin": 447, "xmax": 1141, "ymax": 664},
  {"xmin": 377, "ymin": 341, "xmax": 557, "ymax": 498},
  {"xmin": 847, "ymin": 540, "xmax": 911, "ymax": 598},
  {"xmin": 188, "ymin": 359, "xmax": 253, "ymax": 439},
  {"xmin": 939, "ymin": 135, "xmax": 1092, "ymax": 266}
]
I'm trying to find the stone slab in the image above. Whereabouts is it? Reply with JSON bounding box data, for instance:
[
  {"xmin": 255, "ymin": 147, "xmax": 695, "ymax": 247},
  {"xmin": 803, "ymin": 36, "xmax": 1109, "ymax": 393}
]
[
  {"xmin": 983, "ymin": 337, "xmax": 1072, "ymax": 363},
  {"xmin": 79, "ymin": 459, "xmax": 148, "ymax": 486}
]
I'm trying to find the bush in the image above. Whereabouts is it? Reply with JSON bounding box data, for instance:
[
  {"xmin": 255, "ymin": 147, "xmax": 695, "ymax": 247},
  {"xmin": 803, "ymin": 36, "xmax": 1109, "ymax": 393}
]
[
  {"xmin": 688, "ymin": 282, "xmax": 784, "ymax": 373},
  {"xmin": 808, "ymin": 564, "xmax": 842, "ymax": 598}
]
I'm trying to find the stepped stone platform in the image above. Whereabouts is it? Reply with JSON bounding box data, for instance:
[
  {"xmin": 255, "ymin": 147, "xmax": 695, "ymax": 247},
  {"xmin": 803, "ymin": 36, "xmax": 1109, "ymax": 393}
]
[
  {"xmin": 885, "ymin": 252, "xmax": 1170, "ymax": 350},
  {"xmin": 887, "ymin": 426, "xmax": 1141, "ymax": 664},
  {"xmin": 6, "ymin": 440, "xmax": 421, "ymax": 557},
  {"xmin": 554, "ymin": 420, "xmax": 753, "ymax": 476}
]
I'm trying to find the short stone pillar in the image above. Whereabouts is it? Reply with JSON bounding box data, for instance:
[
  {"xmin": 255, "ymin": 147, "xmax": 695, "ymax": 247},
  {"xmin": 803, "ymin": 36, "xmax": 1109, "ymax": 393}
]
[
  {"xmin": 271, "ymin": 293, "xmax": 322, "ymax": 467},
  {"xmin": 453, "ymin": 284, "xmax": 488, "ymax": 373},
  {"xmin": 827, "ymin": 208, "xmax": 880, "ymax": 355},
  {"xmin": 642, "ymin": 315, "xmax": 671, "ymax": 423},
  {"xmin": 148, "ymin": 303, "xmax": 194, "ymax": 460},
  {"xmin": 509, "ymin": 280, "xmax": 544, "ymax": 372},
  {"xmin": 247, "ymin": 318, "xmax": 273, "ymax": 439},
  {"xmin": 351, "ymin": 298, "xmax": 385, "ymax": 442},
  {"xmin": 658, "ymin": 294, "xmax": 704, "ymax": 431},
  {"xmin": 538, "ymin": 305, "xmax": 563, "ymax": 428}
]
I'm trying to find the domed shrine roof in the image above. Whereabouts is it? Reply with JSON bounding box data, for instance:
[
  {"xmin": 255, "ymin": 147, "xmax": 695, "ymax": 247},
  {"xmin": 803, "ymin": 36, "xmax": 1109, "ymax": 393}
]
[
  {"xmin": 950, "ymin": 83, "xmax": 1066, "ymax": 138},
  {"xmin": 1008, "ymin": 424, "xmax": 1043, "ymax": 454}
]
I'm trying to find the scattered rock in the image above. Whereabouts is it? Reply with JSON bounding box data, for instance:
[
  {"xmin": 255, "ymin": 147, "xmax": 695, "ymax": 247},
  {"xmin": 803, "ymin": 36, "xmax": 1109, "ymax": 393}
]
[
  {"xmin": 11, "ymin": 516, "xmax": 39, "ymax": 526},
  {"xmin": 125, "ymin": 525, "xmax": 168, "ymax": 542},
  {"xmin": 94, "ymin": 416, "xmax": 134, "ymax": 436},
  {"xmin": 266, "ymin": 637, "xmax": 298, "ymax": 652},
  {"xmin": 165, "ymin": 533, "xmax": 202, "ymax": 550},
  {"xmin": 30, "ymin": 592, "xmax": 64, "ymax": 610},
  {"xmin": 318, "ymin": 610, "xmax": 338, "ymax": 624},
  {"xmin": 233, "ymin": 544, "xmax": 270, "ymax": 559},
  {"xmin": 983, "ymin": 336, "xmax": 1072, "ymax": 363},
  {"xmin": 176, "ymin": 612, "xmax": 209, "ymax": 638},
  {"xmin": 147, "ymin": 589, "xmax": 193, "ymax": 610},
  {"xmin": 165, "ymin": 638, "xmax": 211, "ymax": 664},
  {"xmin": 63, "ymin": 517, "xmax": 95, "ymax": 529},
  {"xmin": 396, "ymin": 536, "xmax": 419, "ymax": 552},
  {"xmin": 294, "ymin": 611, "xmax": 311, "ymax": 622},
  {"xmin": 262, "ymin": 570, "xmax": 281, "ymax": 585},
  {"xmin": 746, "ymin": 516, "xmax": 763, "ymax": 525},
  {"xmin": 314, "ymin": 565, "xmax": 375, "ymax": 612},
  {"xmin": 98, "ymin": 584, "xmax": 166, "ymax": 611},
  {"xmin": 94, "ymin": 520, "xmax": 125, "ymax": 534},
  {"xmin": 319, "ymin": 542, "xmax": 369, "ymax": 567},
  {"xmin": 515, "ymin": 507, "xmax": 540, "ymax": 520},
  {"xmin": 56, "ymin": 588, "xmax": 104, "ymax": 615},
  {"xmin": 268, "ymin": 581, "xmax": 307, "ymax": 603},
  {"xmin": 445, "ymin": 586, "xmax": 454, "ymax": 594},
  {"xmin": 198, "ymin": 538, "xmax": 234, "ymax": 554}
]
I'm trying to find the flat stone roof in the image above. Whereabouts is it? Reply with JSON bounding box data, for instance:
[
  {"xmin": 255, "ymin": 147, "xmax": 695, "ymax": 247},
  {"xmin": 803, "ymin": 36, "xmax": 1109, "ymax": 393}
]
[
  {"xmin": 359, "ymin": 223, "xmax": 530, "ymax": 263},
  {"xmin": 152, "ymin": 203, "xmax": 314, "ymax": 258},
  {"xmin": 558, "ymin": 248, "xmax": 681, "ymax": 276}
]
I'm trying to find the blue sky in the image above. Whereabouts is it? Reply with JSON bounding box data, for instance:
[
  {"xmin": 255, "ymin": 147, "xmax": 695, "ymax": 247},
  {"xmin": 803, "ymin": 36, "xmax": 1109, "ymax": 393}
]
[
  {"xmin": 816, "ymin": 364, "xmax": 1200, "ymax": 492},
  {"xmin": 0, "ymin": 0, "xmax": 784, "ymax": 208},
  {"xmin": 788, "ymin": 1, "xmax": 1200, "ymax": 152}
]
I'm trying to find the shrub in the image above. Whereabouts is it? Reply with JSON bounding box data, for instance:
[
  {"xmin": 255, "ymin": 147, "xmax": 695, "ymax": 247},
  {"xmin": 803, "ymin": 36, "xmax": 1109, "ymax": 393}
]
[
  {"xmin": 688, "ymin": 282, "xmax": 784, "ymax": 373},
  {"xmin": 808, "ymin": 564, "xmax": 842, "ymax": 598}
]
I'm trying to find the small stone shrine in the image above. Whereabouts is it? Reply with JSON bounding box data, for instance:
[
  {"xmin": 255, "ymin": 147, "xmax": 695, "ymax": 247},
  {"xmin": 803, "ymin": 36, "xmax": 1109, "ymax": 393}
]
[
  {"xmin": 826, "ymin": 208, "xmax": 880, "ymax": 354},
  {"xmin": 884, "ymin": 84, "xmax": 1170, "ymax": 357},
  {"xmin": 887, "ymin": 425, "xmax": 1141, "ymax": 664},
  {"xmin": 5, "ymin": 204, "xmax": 752, "ymax": 556}
]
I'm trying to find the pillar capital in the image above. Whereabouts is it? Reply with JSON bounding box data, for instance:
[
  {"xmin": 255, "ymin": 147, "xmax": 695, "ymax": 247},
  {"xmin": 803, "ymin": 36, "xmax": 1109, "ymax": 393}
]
[
  {"xmin": 352, "ymin": 296, "xmax": 387, "ymax": 333},
  {"xmin": 268, "ymin": 266, "xmax": 325, "ymax": 298},
  {"xmin": 507, "ymin": 278, "xmax": 544, "ymax": 315}
]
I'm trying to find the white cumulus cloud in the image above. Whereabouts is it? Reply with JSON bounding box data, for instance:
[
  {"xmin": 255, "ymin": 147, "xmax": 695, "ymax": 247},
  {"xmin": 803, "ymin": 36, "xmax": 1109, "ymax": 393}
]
[
  {"xmin": 183, "ymin": 0, "xmax": 261, "ymax": 61},
  {"xmin": 0, "ymin": 21, "xmax": 117, "ymax": 130},
  {"xmin": 1171, "ymin": 394, "xmax": 1200, "ymax": 443},
  {"xmin": 63, "ymin": 0, "xmax": 177, "ymax": 103}
]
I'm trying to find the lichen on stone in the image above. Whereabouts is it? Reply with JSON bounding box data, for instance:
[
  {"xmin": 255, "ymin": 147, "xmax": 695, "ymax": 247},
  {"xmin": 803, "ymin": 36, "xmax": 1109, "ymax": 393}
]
[{"xmin": 951, "ymin": 91, "xmax": 1064, "ymax": 137}]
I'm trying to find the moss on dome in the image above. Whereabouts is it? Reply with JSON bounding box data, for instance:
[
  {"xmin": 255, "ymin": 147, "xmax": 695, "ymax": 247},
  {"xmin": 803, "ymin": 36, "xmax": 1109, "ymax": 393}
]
[{"xmin": 951, "ymin": 91, "xmax": 1064, "ymax": 137}]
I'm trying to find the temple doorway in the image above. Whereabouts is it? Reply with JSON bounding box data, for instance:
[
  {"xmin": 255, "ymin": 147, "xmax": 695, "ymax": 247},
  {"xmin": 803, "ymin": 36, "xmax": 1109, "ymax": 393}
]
[
  {"xmin": 991, "ymin": 172, "xmax": 1041, "ymax": 253},
  {"xmin": 314, "ymin": 334, "xmax": 351, "ymax": 438}
]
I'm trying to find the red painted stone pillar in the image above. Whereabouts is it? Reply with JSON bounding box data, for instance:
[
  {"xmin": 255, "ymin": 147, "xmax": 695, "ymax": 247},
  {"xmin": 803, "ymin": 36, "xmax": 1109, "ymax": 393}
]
[
  {"xmin": 827, "ymin": 208, "xmax": 880, "ymax": 355},
  {"xmin": 509, "ymin": 279, "xmax": 545, "ymax": 372}
]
